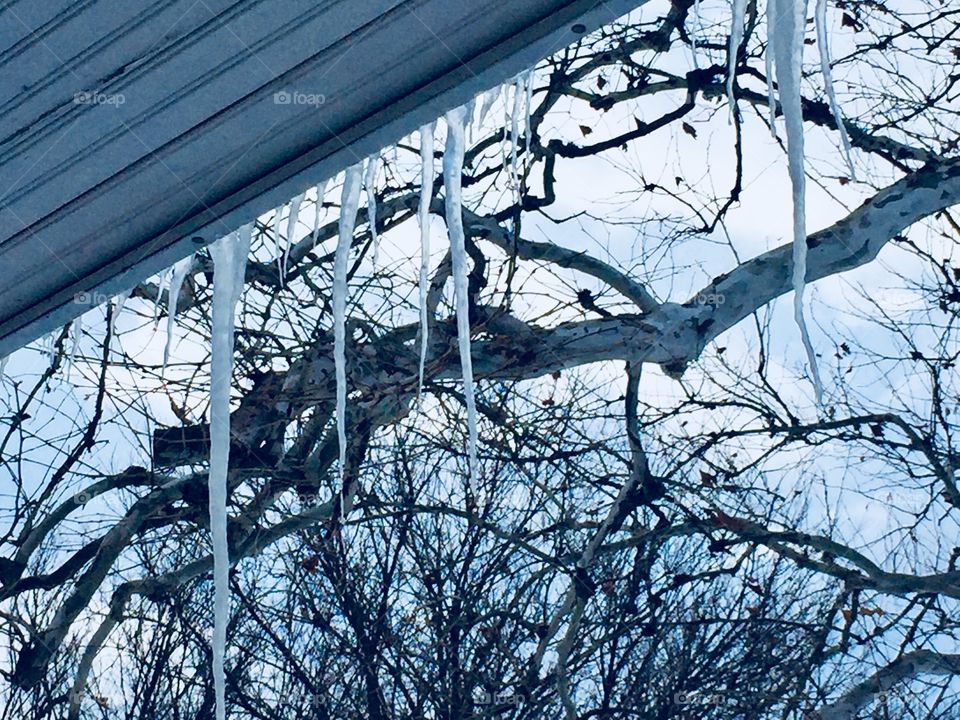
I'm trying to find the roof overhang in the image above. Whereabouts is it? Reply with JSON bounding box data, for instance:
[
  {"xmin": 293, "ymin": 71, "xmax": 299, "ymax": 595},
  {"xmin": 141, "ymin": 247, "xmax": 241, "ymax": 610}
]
[{"xmin": 0, "ymin": 0, "xmax": 641, "ymax": 357}]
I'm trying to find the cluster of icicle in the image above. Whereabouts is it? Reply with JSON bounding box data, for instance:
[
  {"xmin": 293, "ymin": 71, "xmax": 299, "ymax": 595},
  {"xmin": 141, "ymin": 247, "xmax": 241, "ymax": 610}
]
[{"xmin": 726, "ymin": 0, "xmax": 855, "ymax": 405}]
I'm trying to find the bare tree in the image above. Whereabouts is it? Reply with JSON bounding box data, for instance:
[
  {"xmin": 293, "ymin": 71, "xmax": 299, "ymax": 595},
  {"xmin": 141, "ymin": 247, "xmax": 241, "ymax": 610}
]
[{"xmin": 2, "ymin": 1, "xmax": 960, "ymax": 718}]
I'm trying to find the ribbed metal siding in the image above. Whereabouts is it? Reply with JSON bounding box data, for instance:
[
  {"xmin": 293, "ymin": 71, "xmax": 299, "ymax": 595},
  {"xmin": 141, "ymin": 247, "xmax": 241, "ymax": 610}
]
[{"xmin": 0, "ymin": 0, "xmax": 641, "ymax": 356}]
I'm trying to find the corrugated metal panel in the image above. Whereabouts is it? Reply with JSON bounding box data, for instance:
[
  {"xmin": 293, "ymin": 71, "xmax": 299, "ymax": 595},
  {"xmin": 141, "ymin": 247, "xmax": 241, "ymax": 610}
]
[{"xmin": 0, "ymin": 0, "xmax": 641, "ymax": 356}]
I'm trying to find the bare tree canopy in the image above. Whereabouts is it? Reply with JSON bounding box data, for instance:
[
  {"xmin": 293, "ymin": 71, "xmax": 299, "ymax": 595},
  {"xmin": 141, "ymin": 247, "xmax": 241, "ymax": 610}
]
[{"xmin": 2, "ymin": 1, "xmax": 960, "ymax": 718}]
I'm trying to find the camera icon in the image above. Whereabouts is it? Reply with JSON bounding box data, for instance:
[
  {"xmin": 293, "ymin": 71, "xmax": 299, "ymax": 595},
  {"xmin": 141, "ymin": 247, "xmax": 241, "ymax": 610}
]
[
  {"xmin": 73, "ymin": 490, "xmax": 92, "ymax": 506},
  {"xmin": 274, "ymin": 90, "xmax": 291, "ymax": 105}
]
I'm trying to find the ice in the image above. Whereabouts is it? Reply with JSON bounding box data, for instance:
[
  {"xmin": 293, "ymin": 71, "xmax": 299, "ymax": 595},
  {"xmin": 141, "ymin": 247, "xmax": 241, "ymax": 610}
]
[
  {"xmin": 477, "ymin": 85, "xmax": 500, "ymax": 129},
  {"xmin": 464, "ymin": 95, "xmax": 477, "ymax": 143},
  {"xmin": 815, "ymin": 0, "xmax": 856, "ymax": 179},
  {"xmin": 727, "ymin": 0, "xmax": 747, "ymax": 118},
  {"xmin": 285, "ymin": 192, "xmax": 305, "ymax": 277},
  {"xmin": 524, "ymin": 69, "xmax": 534, "ymax": 155},
  {"xmin": 692, "ymin": 0, "xmax": 701, "ymax": 67},
  {"xmin": 418, "ymin": 121, "xmax": 436, "ymax": 396},
  {"xmin": 207, "ymin": 227, "xmax": 251, "ymax": 720},
  {"xmin": 312, "ymin": 180, "xmax": 330, "ymax": 248},
  {"xmin": 443, "ymin": 106, "xmax": 479, "ymax": 493},
  {"xmin": 771, "ymin": 0, "xmax": 824, "ymax": 404},
  {"xmin": 510, "ymin": 77, "xmax": 521, "ymax": 194},
  {"xmin": 765, "ymin": 0, "xmax": 778, "ymax": 134},
  {"xmin": 110, "ymin": 290, "xmax": 131, "ymax": 340},
  {"xmin": 163, "ymin": 254, "xmax": 194, "ymax": 370},
  {"xmin": 334, "ymin": 166, "xmax": 364, "ymax": 496},
  {"xmin": 66, "ymin": 317, "xmax": 82, "ymax": 381},
  {"xmin": 364, "ymin": 156, "xmax": 380, "ymax": 268},
  {"xmin": 272, "ymin": 204, "xmax": 284, "ymax": 285},
  {"xmin": 153, "ymin": 269, "xmax": 170, "ymax": 329},
  {"xmin": 0, "ymin": 355, "xmax": 7, "ymax": 377}
]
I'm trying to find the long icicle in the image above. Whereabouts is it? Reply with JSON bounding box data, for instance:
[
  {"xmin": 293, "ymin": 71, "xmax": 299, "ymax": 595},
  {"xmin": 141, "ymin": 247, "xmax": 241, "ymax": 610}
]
[
  {"xmin": 444, "ymin": 106, "xmax": 479, "ymax": 497},
  {"xmin": 163, "ymin": 254, "xmax": 194, "ymax": 370},
  {"xmin": 207, "ymin": 227, "xmax": 250, "ymax": 720},
  {"xmin": 364, "ymin": 156, "xmax": 380, "ymax": 269},
  {"xmin": 334, "ymin": 166, "xmax": 364, "ymax": 512},
  {"xmin": 418, "ymin": 122, "xmax": 436, "ymax": 397},
  {"xmin": 765, "ymin": 0, "xmax": 779, "ymax": 135},
  {"xmin": 815, "ymin": 0, "xmax": 856, "ymax": 179},
  {"xmin": 772, "ymin": 0, "xmax": 823, "ymax": 405},
  {"xmin": 728, "ymin": 0, "xmax": 748, "ymax": 119}
]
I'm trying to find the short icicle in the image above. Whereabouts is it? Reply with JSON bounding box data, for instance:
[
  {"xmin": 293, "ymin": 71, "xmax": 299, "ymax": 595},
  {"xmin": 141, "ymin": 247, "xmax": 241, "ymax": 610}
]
[
  {"xmin": 66, "ymin": 317, "xmax": 82, "ymax": 381},
  {"xmin": 207, "ymin": 228, "xmax": 251, "ymax": 720},
  {"xmin": 727, "ymin": 0, "xmax": 747, "ymax": 118},
  {"xmin": 312, "ymin": 179, "xmax": 330, "ymax": 248},
  {"xmin": 814, "ymin": 0, "xmax": 856, "ymax": 179},
  {"xmin": 443, "ymin": 106, "xmax": 479, "ymax": 497},
  {"xmin": 273, "ymin": 204, "xmax": 284, "ymax": 285},
  {"xmin": 477, "ymin": 85, "xmax": 500, "ymax": 129},
  {"xmin": 110, "ymin": 290, "xmax": 131, "ymax": 341},
  {"xmin": 284, "ymin": 192, "xmax": 305, "ymax": 277},
  {"xmin": 771, "ymin": 0, "xmax": 824, "ymax": 404},
  {"xmin": 163, "ymin": 254, "xmax": 194, "ymax": 370},
  {"xmin": 417, "ymin": 122, "xmax": 436, "ymax": 396},
  {"xmin": 334, "ymin": 166, "xmax": 364, "ymax": 512}
]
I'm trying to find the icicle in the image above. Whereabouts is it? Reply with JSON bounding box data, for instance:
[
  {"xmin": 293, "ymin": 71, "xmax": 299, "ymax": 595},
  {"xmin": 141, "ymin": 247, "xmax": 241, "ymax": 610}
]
[
  {"xmin": 0, "ymin": 355, "xmax": 7, "ymax": 377},
  {"xmin": 163, "ymin": 255, "xmax": 194, "ymax": 370},
  {"xmin": 510, "ymin": 77, "xmax": 521, "ymax": 196},
  {"xmin": 273, "ymin": 204, "xmax": 284, "ymax": 285},
  {"xmin": 815, "ymin": 0, "xmax": 856, "ymax": 179},
  {"xmin": 443, "ymin": 106, "xmax": 479, "ymax": 494},
  {"xmin": 464, "ymin": 95, "xmax": 477, "ymax": 144},
  {"xmin": 153, "ymin": 270, "xmax": 170, "ymax": 328},
  {"xmin": 771, "ymin": 0, "xmax": 824, "ymax": 404},
  {"xmin": 207, "ymin": 228, "xmax": 251, "ymax": 720},
  {"xmin": 334, "ymin": 166, "xmax": 364, "ymax": 502},
  {"xmin": 477, "ymin": 85, "xmax": 500, "ymax": 129},
  {"xmin": 110, "ymin": 290, "xmax": 131, "ymax": 340},
  {"xmin": 311, "ymin": 179, "xmax": 330, "ymax": 248},
  {"xmin": 364, "ymin": 156, "xmax": 380, "ymax": 269},
  {"xmin": 691, "ymin": 0, "xmax": 701, "ymax": 68},
  {"xmin": 66, "ymin": 317, "xmax": 82, "ymax": 380},
  {"xmin": 524, "ymin": 69, "xmax": 534, "ymax": 157},
  {"xmin": 417, "ymin": 122, "xmax": 436, "ymax": 396},
  {"xmin": 765, "ymin": 0, "xmax": 778, "ymax": 135},
  {"xmin": 284, "ymin": 192, "xmax": 305, "ymax": 277},
  {"xmin": 728, "ymin": 0, "xmax": 748, "ymax": 119}
]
